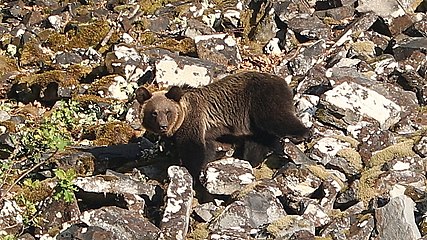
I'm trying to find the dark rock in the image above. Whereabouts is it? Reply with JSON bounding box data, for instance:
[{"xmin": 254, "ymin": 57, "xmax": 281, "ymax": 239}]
[
  {"xmin": 80, "ymin": 206, "xmax": 160, "ymax": 240},
  {"xmin": 57, "ymin": 223, "xmax": 114, "ymax": 240},
  {"xmin": 35, "ymin": 198, "xmax": 81, "ymax": 237},
  {"xmin": 287, "ymin": 14, "xmax": 332, "ymax": 40}
]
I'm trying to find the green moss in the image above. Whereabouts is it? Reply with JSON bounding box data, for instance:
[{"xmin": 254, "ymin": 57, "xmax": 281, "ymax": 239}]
[
  {"xmin": 43, "ymin": 20, "xmax": 111, "ymax": 52},
  {"xmin": 92, "ymin": 121, "xmax": 135, "ymax": 146},
  {"xmin": 357, "ymin": 166, "xmax": 383, "ymax": 203},
  {"xmin": 368, "ymin": 140, "xmax": 415, "ymax": 168},
  {"xmin": 186, "ymin": 223, "xmax": 209, "ymax": 240},
  {"xmin": 158, "ymin": 37, "xmax": 197, "ymax": 56},
  {"xmin": 16, "ymin": 65, "xmax": 91, "ymax": 88},
  {"xmin": 337, "ymin": 148, "xmax": 363, "ymax": 170},
  {"xmin": 267, "ymin": 215, "xmax": 313, "ymax": 237},
  {"xmin": 307, "ymin": 165, "xmax": 345, "ymax": 189},
  {"xmin": 0, "ymin": 54, "xmax": 17, "ymax": 76},
  {"xmin": 67, "ymin": 20, "xmax": 111, "ymax": 49},
  {"xmin": 20, "ymin": 39, "xmax": 51, "ymax": 66},
  {"xmin": 253, "ymin": 163, "xmax": 274, "ymax": 180},
  {"xmin": 138, "ymin": 0, "xmax": 181, "ymax": 15},
  {"xmin": 73, "ymin": 94, "xmax": 116, "ymax": 104},
  {"xmin": 87, "ymin": 75, "xmax": 118, "ymax": 95},
  {"xmin": 0, "ymin": 120, "xmax": 17, "ymax": 133}
]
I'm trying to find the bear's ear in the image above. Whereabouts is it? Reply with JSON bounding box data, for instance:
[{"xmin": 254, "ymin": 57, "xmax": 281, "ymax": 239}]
[
  {"xmin": 165, "ymin": 86, "xmax": 184, "ymax": 102},
  {"xmin": 135, "ymin": 87, "xmax": 152, "ymax": 104}
]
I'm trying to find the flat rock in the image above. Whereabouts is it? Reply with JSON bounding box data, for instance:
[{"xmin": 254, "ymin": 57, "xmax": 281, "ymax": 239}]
[
  {"xmin": 203, "ymin": 157, "xmax": 255, "ymax": 195},
  {"xmin": 143, "ymin": 48, "xmax": 226, "ymax": 87},
  {"xmin": 159, "ymin": 166, "xmax": 193, "ymax": 240},
  {"xmin": 375, "ymin": 195, "xmax": 421, "ymax": 240},
  {"xmin": 321, "ymin": 81, "xmax": 402, "ymax": 129},
  {"xmin": 74, "ymin": 174, "xmax": 160, "ymax": 202},
  {"xmin": 80, "ymin": 206, "xmax": 160, "ymax": 240},
  {"xmin": 210, "ymin": 189, "xmax": 286, "ymax": 232}
]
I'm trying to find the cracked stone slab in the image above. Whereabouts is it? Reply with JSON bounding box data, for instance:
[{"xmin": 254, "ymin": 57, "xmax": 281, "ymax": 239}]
[
  {"xmin": 321, "ymin": 213, "xmax": 374, "ymax": 240},
  {"xmin": 322, "ymin": 81, "xmax": 402, "ymax": 129},
  {"xmin": 202, "ymin": 157, "xmax": 255, "ymax": 195},
  {"xmin": 159, "ymin": 166, "xmax": 193, "ymax": 240},
  {"xmin": 375, "ymin": 195, "xmax": 421, "ymax": 240}
]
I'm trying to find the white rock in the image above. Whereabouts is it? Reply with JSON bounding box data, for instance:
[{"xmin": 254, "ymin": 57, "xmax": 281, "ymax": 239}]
[{"xmin": 324, "ymin": 82, "xmax": 401, "ymax": 129}]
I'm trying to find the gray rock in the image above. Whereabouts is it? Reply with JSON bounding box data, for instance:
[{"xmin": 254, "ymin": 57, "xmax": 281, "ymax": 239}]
[
  {"xmin": 309, "ymin": 136, "xmax": 353, "ymax": 165},
  {"xmin": 80, "ymin": 206, "xmax": 160, "ymax": 240},
  {"xmin": 210, "ymin": 189, "xmax": 286, "ymax": 232},
  {"xmin": 288, "ymin": 40, "xmax": 327, "ymax": 76},
  {"xmin": 203, "ymin": 157, "xmax": 255, "ymax": 195},
  {"xmin": 0, "ymin": 110, "xmax": 11, "ymax": 122},
  {"xmin": 357, "ymin": 0, "xmax": 421, "ymax": 19},
  {"xmin": 159, "ymin": 166, "xmax": 193, "ymax": 240},
  {"xmin": 335, "ymin": 12, "xmax": 378, "ymax": 47},
  {"xmin": 193, "ymin": 202, "xmax": 221, "ymax": 222},
  {"xmin": 375, "ymin": 195, "xmax": 421, "ymax": 240},
  {"xmin": 195, "ymin": 34, "xmax": 241, "ymax": 67}
]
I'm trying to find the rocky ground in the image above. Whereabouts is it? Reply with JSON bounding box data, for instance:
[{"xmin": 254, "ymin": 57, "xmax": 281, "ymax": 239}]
[{"xmin": 0, "ymin": 0, "xmax": 427, "ymax": 239}]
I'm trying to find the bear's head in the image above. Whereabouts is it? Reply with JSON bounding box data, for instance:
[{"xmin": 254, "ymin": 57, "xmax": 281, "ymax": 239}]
[{"xmin": 135, "ymin": 86, "xmax": 185, "ymax": 137}]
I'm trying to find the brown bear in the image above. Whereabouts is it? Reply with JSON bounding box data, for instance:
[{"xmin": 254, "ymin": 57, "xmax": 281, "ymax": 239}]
[{"xmin": 136, "ymin": 71, "xmax": 309, "ymax": 182}]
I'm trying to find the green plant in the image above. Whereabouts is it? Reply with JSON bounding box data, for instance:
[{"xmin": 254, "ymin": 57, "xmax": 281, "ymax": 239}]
[
  {"xmin": 14, "ymin": 178, "xmax": 45, "ymax": 227},
  {"xmin": 0, "ymin": 234, "xmax": 17, "ymax": 240},
  {"xmin": 53, "ymin": 168, "xmax": 77, "ymax": 203}
]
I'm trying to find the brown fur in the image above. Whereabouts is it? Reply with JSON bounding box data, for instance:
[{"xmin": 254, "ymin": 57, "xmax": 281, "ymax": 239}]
[{"xmin": 136, "ymin": 71, "xmax": 310, "ymax": 181}]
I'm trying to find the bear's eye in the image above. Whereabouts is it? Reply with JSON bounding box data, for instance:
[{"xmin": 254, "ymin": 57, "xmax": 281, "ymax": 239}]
[{"xmin": 151, "ymin": 111, "xmax": 158, "ymax": 117}]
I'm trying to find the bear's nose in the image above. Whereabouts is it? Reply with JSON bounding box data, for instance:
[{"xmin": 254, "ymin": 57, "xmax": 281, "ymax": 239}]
[{"xmin": 159, "ymin": 125, "xmax": 168, "ymax": 131}]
